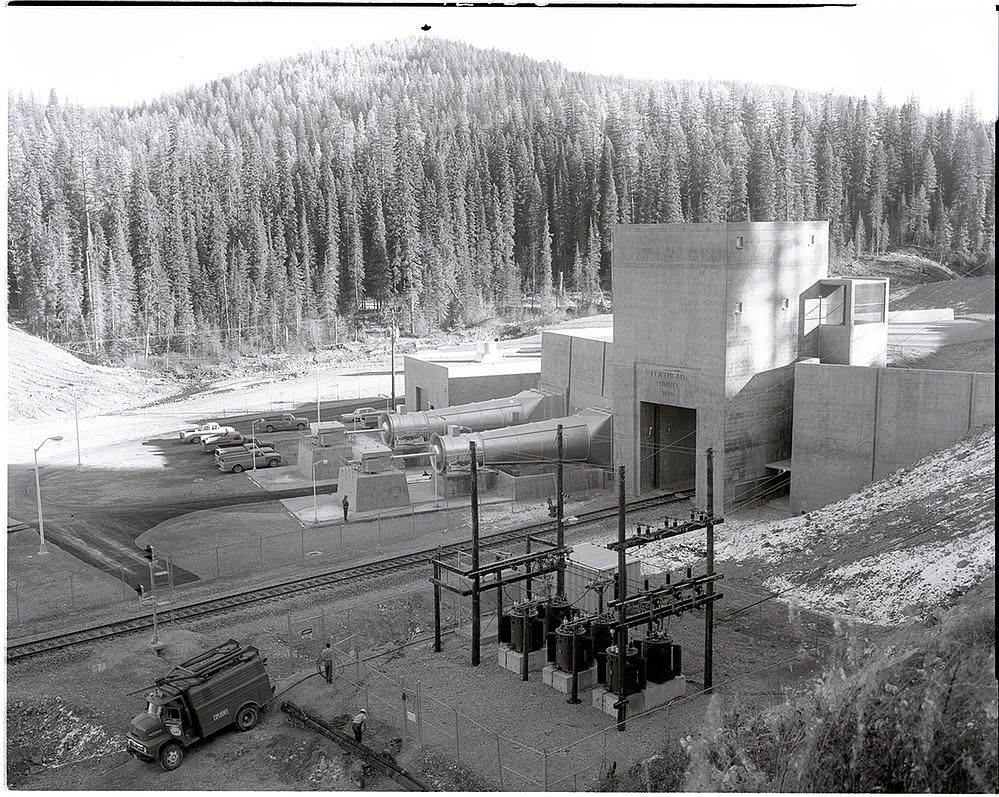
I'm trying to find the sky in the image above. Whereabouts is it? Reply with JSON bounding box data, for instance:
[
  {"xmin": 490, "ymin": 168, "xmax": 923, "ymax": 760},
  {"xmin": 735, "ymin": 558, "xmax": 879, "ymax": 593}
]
[{"xmin": 1, "ymin": 1, "xmax": 997, "ymax": 119}]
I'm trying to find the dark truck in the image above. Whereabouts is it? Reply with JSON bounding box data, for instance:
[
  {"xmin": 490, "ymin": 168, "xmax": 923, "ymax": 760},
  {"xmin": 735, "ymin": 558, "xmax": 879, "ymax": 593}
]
[{"xmin": 125, "ymin": 640, "xmax": 273, "ymax": 771}]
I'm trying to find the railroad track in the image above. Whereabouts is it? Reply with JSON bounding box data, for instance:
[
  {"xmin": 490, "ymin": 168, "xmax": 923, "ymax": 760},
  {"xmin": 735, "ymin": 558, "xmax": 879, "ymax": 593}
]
[{"xmin": 7, "ymin": 493, "xmax": 688, "ymax": 662}]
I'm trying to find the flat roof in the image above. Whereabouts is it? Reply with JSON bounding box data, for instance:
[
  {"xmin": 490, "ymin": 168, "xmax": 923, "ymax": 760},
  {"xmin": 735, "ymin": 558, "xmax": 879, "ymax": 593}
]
[{"xmin": 543, "ymin": 327, "xmax": 614, "ymax": 343}]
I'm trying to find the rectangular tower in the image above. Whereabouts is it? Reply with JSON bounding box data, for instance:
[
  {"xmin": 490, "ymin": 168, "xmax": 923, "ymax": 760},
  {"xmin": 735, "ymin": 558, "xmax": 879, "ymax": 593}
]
[{"xmin": 611, "ymin": 221, "xmax": 829, "ymax": 509}]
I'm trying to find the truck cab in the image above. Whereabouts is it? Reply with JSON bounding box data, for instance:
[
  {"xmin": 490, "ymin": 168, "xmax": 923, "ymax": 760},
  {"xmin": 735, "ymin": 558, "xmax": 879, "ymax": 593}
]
[
  {"xmin": 126, "ymin": 640, "xmax": 273, "ymax": 771},
  {"xmin": 257, "ymin": 413, "xmax": 308, "ymax": 432}
]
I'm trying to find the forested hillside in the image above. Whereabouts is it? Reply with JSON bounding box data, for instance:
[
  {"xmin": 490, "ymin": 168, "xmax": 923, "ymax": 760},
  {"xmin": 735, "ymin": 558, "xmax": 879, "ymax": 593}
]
[{"xmin": 7, "ymin": 38, "xmax": 996, "ymax": 359}]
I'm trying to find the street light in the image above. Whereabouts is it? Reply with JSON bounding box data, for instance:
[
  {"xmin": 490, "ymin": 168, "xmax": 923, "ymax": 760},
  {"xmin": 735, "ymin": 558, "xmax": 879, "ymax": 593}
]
[
  {"xmin": 33, "ymin": 435, "xmax": 63, "ymax": 555},
  {"xmin": 250, "ymin": 419, "xmax": 261, "ymax": 470},
  {"xmin": 312, "ymin": 459, "xmax": 329, "ymax": 523}
]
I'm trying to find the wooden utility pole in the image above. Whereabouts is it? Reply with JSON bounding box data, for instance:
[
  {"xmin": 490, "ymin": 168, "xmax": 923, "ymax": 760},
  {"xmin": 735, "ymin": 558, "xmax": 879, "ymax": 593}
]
[
  {"xmin": 470, "ymin": 441, "xmax": 480, "ymax": 666},
  {"xmin": 616, "ymin": 464, "xmax": 627, "ymax": 732},
  {"xmin": 704, "ymin": 447, "xmax": 715, "ymax": 691},
  {"xmin": 556, "ymin": 424, "xmax": 565, "ymax": 598}
]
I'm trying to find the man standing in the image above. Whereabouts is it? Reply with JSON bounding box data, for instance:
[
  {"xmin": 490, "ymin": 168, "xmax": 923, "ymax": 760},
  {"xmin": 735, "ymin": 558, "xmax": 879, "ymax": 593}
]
[
  {"xmin": 351, "ymin": 708, "xmax": 367, "ymax": 743},
  {"xmin": 342, "ymin": 494, "xmax": 350, "ymax": 522},
  {"xmin": 320, "ymin": 642, "xmax": 334, "ymax": 684}
]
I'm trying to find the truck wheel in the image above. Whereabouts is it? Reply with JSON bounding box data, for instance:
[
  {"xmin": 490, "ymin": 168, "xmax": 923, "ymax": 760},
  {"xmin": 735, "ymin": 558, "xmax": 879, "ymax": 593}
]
[
  {"xmin": 296, "ymin": 423, "xmax": 306, "ymax": 430},
  {"xmin": 264, "ymin": 425, "xmax": 275, "ymax": 433},
  {"xmin": 190, "ymin": 436, "xmax": 201, "ymax": 444},
  {"xmin": 159, "ymin": 743, "xmax": 184, "ymax": 771},
  {"xmin": 236, "ymin": 704, "xmax": 260, "ymax": 731},
  {"xmin": 231, "ymin": 464, "xmax": 244, "ymax": 473},
  {"xmin": 267, "ymin": 459, "xmax": 280, "ymax": 468}
]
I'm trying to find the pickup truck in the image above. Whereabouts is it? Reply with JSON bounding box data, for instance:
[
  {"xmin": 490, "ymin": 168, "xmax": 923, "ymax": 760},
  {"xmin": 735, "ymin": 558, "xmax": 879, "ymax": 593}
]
[
  {"xmin": 255, "ymin": 413, "xmax": 309, "ymax": 433},
  {"xmin": 216, "ymin": 446, "xmax": 283, "ymax": 473},
  {"xmin": 340, "ymin": 407, "xmax": 381, "ymax": 428},
  {"xmin": 179, "ymin": 422, "xmax": 236, "ymax": 444},
  {"xmin": 200, "ymin": 432, "xmax": 274, "ymax": 454}
]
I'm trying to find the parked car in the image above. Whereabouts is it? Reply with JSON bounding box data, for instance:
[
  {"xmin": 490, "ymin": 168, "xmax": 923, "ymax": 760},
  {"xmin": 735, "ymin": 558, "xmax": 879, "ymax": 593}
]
[
  {"xmin": 179, "ymin": 422, "xmax": 235, "ymax": 444},
  {"xmin": 340, "ymin": 406, "xmax": 381, "ymax": 428}
]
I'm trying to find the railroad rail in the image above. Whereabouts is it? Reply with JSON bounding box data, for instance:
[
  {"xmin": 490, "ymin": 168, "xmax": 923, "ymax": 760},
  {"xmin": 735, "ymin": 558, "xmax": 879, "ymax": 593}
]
[
  {"xmin": 281, "ymin": 701, "xmax": 429, "ymax": 791},
  {"xmin": 7, "ymin": 492, "xmax": 688, "ymax": 662}
]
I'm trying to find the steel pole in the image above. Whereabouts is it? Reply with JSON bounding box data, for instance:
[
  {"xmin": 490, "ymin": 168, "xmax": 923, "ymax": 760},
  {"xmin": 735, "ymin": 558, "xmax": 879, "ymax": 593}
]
[
  {"xmin": 390, "ymin": 327, "xmax": 396, "ymax": 412},
  {"xmin": 33, "ymin": 448, "xmax": 48, "ymax": 554},
  {"xmin": 316, "ymin": 372, "xmax": 321, "ymax": 424},
  {"xmin": 148, "ymin": 551, "xmax": 159, "ymax": 646}
]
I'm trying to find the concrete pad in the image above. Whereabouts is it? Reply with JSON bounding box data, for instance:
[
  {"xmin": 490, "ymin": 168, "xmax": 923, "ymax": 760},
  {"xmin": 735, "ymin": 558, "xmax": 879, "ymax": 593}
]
[
  {"xmin": 542, "ymin": 663, "xmax": 596, "ymax": 694},
  {"xmin": 591, "ymin": 676, "xmax": 686, "ymax": 718},
  {"xmin": 498, "ymin": 647, "xmax": 548, "ymax": 677}
]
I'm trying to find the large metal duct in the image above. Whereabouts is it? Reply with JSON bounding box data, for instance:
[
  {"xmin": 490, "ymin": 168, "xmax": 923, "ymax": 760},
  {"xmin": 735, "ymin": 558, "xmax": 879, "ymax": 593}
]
[
  {"xmin": 428, "ymin": 411, "xmax": 612, "ymax": 473},
  {"xmin": 379, "ymin": 390, "xmax": 552, "ymax": 447}
]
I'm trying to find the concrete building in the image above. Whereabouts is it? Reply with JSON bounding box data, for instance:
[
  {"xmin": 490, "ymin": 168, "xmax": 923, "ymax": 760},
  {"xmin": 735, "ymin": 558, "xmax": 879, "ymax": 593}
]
[
  {"xmin": 611, "ymin": 221, "xmax": 829, "ymax": 508},
  {"xmin": 404, "ymin": 341, "xmax": 541, "ymax": 412}
]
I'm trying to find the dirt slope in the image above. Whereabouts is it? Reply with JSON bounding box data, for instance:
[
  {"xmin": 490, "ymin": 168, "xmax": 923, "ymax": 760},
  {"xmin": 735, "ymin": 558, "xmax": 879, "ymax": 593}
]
[
  {"xmin": 889, "ymin": 274, "xmax": 996, "ymax": 316},
  {"xmin": 5, "ymin": 326, "xmax": 181, "ymax": 421},
  {"xmin": 641, "ymin": 427, "xmax": 995, "ymax": 626}
]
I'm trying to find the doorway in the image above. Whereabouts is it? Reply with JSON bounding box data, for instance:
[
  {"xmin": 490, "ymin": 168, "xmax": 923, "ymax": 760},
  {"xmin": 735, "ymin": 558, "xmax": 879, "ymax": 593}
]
[{"xmin": 639, "ymin": 402, "xmax": 696, "ymax": 493}]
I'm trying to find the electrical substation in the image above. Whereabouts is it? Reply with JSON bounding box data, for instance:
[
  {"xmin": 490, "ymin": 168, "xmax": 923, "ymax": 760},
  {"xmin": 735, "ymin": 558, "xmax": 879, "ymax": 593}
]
[{"xmin": 288, "ymin": 220, "xmax": 994, "ymax": 728}]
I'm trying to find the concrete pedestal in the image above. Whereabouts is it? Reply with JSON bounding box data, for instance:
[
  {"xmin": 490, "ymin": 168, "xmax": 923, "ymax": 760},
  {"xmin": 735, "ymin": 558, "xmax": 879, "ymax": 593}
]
[
  {"xmin": 497, "ymin": 646, "xmax": 548, "ymax": 676},
  {"xmin": 337, "ymin": 465, "xmax": 410, "ymax": 513},
  {"xmin": 591, "ymin": 675, "xmax": 687, "ymax": 718},
  {"xmin": 542, "ymin": 664, "xmax": 597, "ymax": 694}
]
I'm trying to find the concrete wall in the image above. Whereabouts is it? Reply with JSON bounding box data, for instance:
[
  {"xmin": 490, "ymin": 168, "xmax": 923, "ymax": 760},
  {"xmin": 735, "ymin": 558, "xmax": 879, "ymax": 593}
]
[
  {"xmin": 612, "ymin": 222, "xmax": 829, "ymax": 508},
  {"xmin": 791, "ymin": 362, "xmax": 996, "ymax": 511},
  {"xmin": 790, "ymin": 362, "xmax": 879, "ymax": 512},
  {"xmin": 450, "ymin": 372, "xmax": 540, "ymax": 406},
  {"xmin": 405, "ymin": 356, "xmax": 450, "ymax": 411},
  {"xmin": 540, "ymin": 330, "xmax": 613, "ymax": 412}
]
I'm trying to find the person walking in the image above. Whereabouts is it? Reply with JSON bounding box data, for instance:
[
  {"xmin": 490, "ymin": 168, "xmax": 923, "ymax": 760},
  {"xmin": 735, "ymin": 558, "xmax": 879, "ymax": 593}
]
[
  {"xmin": 342, "ymin": 494, "xmax": 350, "ymax": 522},
  {"xmin": 351, "ymin": 708, "xmax": 367, "ymax": 743},
  {"xmin": 320, "ymin": 642, "xmax": 334, "ymax": 684}
]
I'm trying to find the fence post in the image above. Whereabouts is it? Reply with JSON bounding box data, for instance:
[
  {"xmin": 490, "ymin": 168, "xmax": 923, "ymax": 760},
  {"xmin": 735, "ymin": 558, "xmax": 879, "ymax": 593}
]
[
  {"xmin": 69, "ymin": 573, "xmax": 76, "ymax": 610},
  {"xmin": 120, "ymin": 567, "xmax": 126, "ymax": 600},
  {"xmin": 259, "ymin": 536, "xmax": 264, "ymax": 569},
  {"xmin": 339, "ymin": 523, "xmax": 343, "ymax": 553},
  {"xmin": 400, "ymin": 678, "xmax": 407, "ymax": 738},
  {"xmin": 416, "ymin": 681, "xmax": 424, "ymax": 748},
  {"xmin": 378, "ymin": 514, "xmax": 382, "ymax": 545},
  {"xmin": 495, "ymin": 732, "xmax": 504, "ymax": 790},
  {"xmin": 410, "ymin": 510, "xmax": 416, "ymax": 535}
]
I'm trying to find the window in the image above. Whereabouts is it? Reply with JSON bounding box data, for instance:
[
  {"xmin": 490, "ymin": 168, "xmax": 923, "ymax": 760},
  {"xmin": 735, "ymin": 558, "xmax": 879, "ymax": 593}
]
[
  {"xmin": 820, "ymin": 285, "xmax": 845, "ymax": 325},
  {"xmin": 853, "ymin": 282, "xmax": 886, "ymax": 324},
  {"xmin": 781, "ymin": 298, "xmax": 790, "ymax": 310},
  {"xmin": 809, "ymin": 234, "xmax": 815, "ymax": 245},
  {"xmin": 735, "ymin": 236, "xmax": 744, "ymax": 249},
  {"xmin": 734, "ymin": 302, "xmax": 743, "ymax": 315}
]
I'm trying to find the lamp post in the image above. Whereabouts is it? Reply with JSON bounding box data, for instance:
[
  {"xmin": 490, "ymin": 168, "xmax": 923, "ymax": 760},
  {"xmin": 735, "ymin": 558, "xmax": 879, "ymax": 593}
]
[
  {"xmin": 312, "ymin": 459, "xmax": 330, "ymax": 524},
  {"xmin": 144, "ymin": 544, "xmax": 160, "ymax": 648},
  {"xmin": 250, "ymin": 419, "xmax": 260, "ymax": 470},
  {"xmin": 377, "ymin": 393, "xmax": 391, "ymax": 412},
  {"xmin": 33, "ymin": 435, "xmax": 63, "ymax": 555}
]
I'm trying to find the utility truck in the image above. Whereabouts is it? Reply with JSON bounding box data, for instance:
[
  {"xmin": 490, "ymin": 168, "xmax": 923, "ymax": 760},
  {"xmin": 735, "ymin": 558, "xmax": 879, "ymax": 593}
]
[
  {"xmin": 255, "ymin": 413, "xmax": 309, "ymax": 432},
  {"xmin": 216, "ymin": 445, "xmax": 282, "ymax": 473},
  {"xmin": 125, "ymin": 640, "xmax": 273, "ymax": 771},
  {"xmin": 178, "ymin": 422, "xmax": 235, "ymax": 444},
  {"xmin": 340, "ymin": 406, "xmax": 381, "ymax": 429}
]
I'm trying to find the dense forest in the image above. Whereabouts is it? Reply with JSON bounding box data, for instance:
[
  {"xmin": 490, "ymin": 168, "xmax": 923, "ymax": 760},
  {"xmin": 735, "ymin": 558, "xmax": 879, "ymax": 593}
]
[{"xmin": 7, "ymin": 38, "xmax": 996, "ymax": 358}]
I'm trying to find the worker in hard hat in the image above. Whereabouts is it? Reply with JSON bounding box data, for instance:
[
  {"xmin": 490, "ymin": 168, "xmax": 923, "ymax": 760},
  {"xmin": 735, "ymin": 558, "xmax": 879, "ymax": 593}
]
[{"xmin": 351, "ymin": 708, "xmax": 367, "ymax": 743}]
